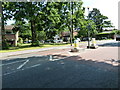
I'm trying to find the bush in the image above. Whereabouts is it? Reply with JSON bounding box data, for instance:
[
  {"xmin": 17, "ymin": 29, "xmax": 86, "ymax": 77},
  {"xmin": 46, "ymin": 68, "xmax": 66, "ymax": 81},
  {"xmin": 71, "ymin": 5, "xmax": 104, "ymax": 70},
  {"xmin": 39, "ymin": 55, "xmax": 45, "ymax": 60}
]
[
  {"xmin": 18, "ymin": 37, "xmax": 23, "ymax": 44},
  {"xmin": 17, "ymin": 43, "xmax": 22, "ymax": 47},
  {"xmin": 2, "ymin": 40, "xmax": 9, "ymax": 50},
  {"xmin": 32, "ymin": 40, "xmax": 41, "ymax": 46}
]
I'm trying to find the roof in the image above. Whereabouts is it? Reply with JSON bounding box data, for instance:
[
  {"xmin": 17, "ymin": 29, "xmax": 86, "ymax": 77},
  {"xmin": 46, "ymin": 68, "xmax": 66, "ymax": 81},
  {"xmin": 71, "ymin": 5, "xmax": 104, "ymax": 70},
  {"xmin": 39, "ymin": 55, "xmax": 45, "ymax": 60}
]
[{"xmin": 5, "ymin": 25, "xmax": 14, "ymax": 30}]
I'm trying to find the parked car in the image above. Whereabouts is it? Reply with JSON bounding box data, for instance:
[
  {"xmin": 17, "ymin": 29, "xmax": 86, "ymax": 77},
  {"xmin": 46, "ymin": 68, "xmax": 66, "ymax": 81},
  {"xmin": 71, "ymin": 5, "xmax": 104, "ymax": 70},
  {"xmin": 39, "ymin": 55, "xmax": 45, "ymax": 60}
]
[
  {"xmin": 53, "ymin": 39, "xmax": 63, "ymax": 43},
  {"xmin": 102, "ymin": 37, "xmax": 107, "ymax": 40},
  {"xmin": 116, "ymin": 35, "xmax": 120, "ymax": 41},
  {"xmin": 45, "ymin": 39, "xmax": 54, "ymax": 43},
  {"xmin": 82, "ymin": 37, "xmax": 91, "ymax": 41}
]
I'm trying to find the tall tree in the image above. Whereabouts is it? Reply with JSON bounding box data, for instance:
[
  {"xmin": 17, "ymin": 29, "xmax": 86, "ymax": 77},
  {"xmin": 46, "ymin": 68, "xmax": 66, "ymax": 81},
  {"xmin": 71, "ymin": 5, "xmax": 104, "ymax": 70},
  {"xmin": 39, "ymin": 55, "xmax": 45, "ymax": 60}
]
[
  {"xmin": 88, "ymin": 8, "xmax": 113, "ymax": 32},
  {"xmin": 1, "ymin": 2, "xmax": 12, "ymax": 49},
  {"xmin": 60, "ymin": 1, "xmax": 84, "ymax": 45},
  {"xmin": 41, "ymin": 2, "xmax": 61, "ymax": 39},
  {"xmin": 4, "ymin": 2, "xmax": 44, "ymax": 46}
]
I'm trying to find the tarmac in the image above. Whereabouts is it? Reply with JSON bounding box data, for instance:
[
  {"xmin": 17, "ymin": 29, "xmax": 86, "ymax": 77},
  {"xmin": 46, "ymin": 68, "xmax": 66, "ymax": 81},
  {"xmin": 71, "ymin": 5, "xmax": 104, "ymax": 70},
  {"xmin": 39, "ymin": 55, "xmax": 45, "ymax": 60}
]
[{"xmin": 1, "ymin": 40, "xmax": 119, "ymax": 88}]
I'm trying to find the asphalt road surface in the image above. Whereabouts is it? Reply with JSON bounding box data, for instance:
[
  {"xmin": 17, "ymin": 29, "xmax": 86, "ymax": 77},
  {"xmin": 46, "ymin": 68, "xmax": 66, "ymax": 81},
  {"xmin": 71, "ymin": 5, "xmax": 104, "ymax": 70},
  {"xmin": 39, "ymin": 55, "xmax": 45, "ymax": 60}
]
[
  {"xmin": 1, "ymin": 40, "xmax": 119, "ymax": 88},
  {"xmin": 2, "ymin": 55, "xmax": 118, "ymax": 88}
]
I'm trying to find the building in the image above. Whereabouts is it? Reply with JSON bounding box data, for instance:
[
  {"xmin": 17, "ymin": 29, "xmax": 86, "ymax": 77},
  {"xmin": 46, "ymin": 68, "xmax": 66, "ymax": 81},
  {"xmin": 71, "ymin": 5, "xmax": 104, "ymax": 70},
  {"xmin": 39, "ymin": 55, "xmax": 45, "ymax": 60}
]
[
  {"xmin": 61, "ymin": 31, "xmax": 78, "ymax": 42},
  {"xmin": 5, "ymin": 25, "xmax": 19, "ymax": 46}
]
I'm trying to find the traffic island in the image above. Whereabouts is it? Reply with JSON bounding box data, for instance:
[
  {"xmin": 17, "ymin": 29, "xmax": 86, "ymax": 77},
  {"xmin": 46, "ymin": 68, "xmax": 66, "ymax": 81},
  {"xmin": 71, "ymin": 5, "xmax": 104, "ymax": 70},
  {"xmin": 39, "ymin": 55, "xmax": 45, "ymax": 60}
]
[
  {"xmin": 87, "ymin": 38, "xmax": 98, "ymax": 49},
  {"xmin": 89, "ymin": 45, "xmax": 98, "ymax": 49},
  {"xmin": 70, "ymin": 48, "xmax": 79, "ymax": 52},
  {"xmin": 70, "ymin": 39, "xmax": 80, "ymax": 52}
]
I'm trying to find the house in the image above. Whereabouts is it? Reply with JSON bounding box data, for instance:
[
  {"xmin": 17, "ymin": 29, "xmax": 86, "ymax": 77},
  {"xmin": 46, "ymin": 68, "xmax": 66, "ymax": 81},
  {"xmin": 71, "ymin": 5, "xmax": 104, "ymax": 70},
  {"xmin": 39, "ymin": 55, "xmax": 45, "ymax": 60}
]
[
  {"xmin": 5, "ymin": 25, "xmax": 19, "ymax": 46},
  {"xmin": 61, "ymin": 31, "xmax": 78, "ymax": 42}
]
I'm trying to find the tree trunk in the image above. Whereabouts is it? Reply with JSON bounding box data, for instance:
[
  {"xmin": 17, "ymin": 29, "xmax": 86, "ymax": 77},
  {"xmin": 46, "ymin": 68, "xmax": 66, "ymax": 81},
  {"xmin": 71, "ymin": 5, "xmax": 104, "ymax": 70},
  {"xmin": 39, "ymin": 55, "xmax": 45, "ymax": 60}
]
[
  {"xmin": 1, "ymin": 2, "xmax": 7, "ymax": 50},
  {"xmin": 71, "ymin": 2, "xmax": 74, "ymax": 43},
  {"xmin": 30, "ymin": 20, "xmax": 37, "ymax": 46},
  {"xmin": 0, "ymin": 2, "xmax": 2, "ymax": 50}
]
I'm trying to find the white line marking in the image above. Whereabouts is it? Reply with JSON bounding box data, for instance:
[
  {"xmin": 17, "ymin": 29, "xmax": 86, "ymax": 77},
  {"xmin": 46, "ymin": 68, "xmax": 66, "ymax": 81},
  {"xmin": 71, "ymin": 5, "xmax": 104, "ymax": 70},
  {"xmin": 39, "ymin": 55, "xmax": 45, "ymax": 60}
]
[
  {"xmin": 1, "ymin": 64, "xmax": 41, "ymax": 76},
  {"xmin": 17, "ymin": 59, "xmax": 29, "ymax": 69},
  {"xmin": 0, "ymin": 59, "xmax": 27, "ymax": 66},
  {"xmin": 21, "ymin": 64, "xmax": 41, "ymax": 70},
  {"xmin": 2, "ymin": 55, "xmax": 71, "ymax": 76},
  {"xmin": 2, "ymin": 70, "xmax": 18, "ymax": 76}
]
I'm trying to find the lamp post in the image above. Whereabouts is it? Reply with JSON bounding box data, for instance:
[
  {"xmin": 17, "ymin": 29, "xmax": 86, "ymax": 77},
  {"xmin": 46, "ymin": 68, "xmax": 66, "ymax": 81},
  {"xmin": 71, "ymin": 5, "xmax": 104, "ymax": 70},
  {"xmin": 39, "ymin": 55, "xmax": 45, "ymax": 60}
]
[
  {"xmin": 86, "ymin": 7, "xmax": 90, "ymax": 49},
  {"xmin": 69, "ymin": 1, "xmax": 73, "ymax": 46}
]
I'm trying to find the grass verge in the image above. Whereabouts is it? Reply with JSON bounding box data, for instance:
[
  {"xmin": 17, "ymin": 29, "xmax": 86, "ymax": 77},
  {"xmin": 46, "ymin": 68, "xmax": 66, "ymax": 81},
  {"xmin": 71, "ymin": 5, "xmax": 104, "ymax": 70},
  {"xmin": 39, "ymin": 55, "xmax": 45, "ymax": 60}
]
[{"xmin": 0, "ymin": 43, "xmax": 70, "ymax": 53}]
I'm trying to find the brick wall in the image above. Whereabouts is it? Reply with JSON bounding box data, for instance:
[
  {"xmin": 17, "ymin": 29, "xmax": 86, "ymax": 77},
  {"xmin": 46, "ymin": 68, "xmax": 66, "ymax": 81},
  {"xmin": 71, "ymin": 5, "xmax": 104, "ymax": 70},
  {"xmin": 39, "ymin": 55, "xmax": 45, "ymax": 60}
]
[{"xmin": 5, "ymin": 34, "xmax": 16, "ymax": 40}]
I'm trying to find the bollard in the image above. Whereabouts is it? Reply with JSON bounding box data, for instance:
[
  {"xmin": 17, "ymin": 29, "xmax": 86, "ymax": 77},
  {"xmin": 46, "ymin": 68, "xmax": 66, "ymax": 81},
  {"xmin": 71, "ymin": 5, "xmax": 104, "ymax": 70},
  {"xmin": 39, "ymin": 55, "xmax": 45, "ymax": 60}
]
[
  {"xmin": 70, "ymin": 39, "xmax": 79, "ymax": 52},
  {"xmin": 91, "ymin": 38, "xmax": 96, "ymax": 46},
  {"xmin": 71, "ymin": 40, "xmax": 79, "ymax": 52},
  {"xmin": 90, "ymin": 38, "xmax": 98, "ymax": 49},
  {"xmin": 49, "ymin": 55, "xmax": 53, "ymax": 61},
  {"xmin": 74, "ymin": 40, "xmax": 79, "ymax": 49}
]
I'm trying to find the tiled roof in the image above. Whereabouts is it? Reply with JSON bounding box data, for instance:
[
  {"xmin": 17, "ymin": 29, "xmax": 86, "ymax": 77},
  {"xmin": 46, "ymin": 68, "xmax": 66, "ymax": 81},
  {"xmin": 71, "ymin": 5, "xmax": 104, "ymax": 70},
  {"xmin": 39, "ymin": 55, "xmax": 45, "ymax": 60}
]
[{"xmin": 5, "ymin": 25, "xmax": 14, "ymax": 30}]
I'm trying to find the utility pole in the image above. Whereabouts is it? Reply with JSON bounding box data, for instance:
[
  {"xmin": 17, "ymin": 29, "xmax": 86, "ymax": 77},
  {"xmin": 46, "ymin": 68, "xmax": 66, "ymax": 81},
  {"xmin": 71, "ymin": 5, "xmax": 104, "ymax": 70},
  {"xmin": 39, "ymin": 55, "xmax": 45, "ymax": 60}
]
[
  {"xmin": 87, "ymin": 7, "xmax": 90, "ymax": 49},
  {"xmin": 70, "ymin": 1, "xmax": 73, "ymax": 46}
]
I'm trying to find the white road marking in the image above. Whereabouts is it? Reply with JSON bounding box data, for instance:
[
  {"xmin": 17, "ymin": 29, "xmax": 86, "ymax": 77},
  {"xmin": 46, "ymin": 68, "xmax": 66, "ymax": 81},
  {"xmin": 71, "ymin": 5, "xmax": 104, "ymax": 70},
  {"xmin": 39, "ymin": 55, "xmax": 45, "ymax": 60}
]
[
  {"xmin": 21, "ymin": 64, "xmax": 41, "ymax": 70},
  {"xmin": 49, "ymin": 55, "xmax": 53, "ymax": 61},
  {"xmin": 2, "ymin": 54, "xmax": 71, "ymax": 76},
  {"xmin": 17, "ymin": 59, "xmax": 29, "ymax": 69},
  {"xmin": 1, "ymin": 64, "xmax": 41, "ymax": 76},
  {"xmin": 0, "ymin": 59, "xmax": 28, "ymax": 67}
]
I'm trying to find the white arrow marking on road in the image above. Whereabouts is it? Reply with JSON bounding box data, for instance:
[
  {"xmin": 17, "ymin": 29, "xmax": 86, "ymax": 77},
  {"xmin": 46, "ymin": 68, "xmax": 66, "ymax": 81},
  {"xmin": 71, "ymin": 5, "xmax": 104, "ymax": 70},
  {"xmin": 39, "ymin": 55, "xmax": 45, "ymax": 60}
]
[{"xmin": 17, "ymin": 59, "xmax": 29, "ymax": 69}]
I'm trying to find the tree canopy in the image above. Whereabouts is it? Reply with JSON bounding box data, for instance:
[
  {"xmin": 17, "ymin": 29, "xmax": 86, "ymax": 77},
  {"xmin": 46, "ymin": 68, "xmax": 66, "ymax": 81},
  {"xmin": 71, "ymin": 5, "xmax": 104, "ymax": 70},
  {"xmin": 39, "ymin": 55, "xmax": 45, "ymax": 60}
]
[{"xmin": 1, "ymin": 1, "xmax": 114, "ymax": 49}]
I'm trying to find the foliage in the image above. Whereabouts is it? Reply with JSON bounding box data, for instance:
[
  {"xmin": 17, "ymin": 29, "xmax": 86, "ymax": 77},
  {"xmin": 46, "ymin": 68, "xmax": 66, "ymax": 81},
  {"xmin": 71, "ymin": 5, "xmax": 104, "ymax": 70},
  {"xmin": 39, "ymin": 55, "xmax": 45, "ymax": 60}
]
[
  {"xmin": 18, "ymin": 24, "xmax": 32, "ymax": 40},
  {"xmin": 18, "ymin": 37, "xmax": 23, "ymax": 44},
  {"xmin": 88, "ymin": 8, "xmax": 113, "ymax": 32},
  {"xmin": 77, "ymin": 19, "xmax": 97, "ymax": 38},
  {"xmin": 31, "ymin": 40, "xmax": 41, "ymax": 46},
  {"xmin": 37, "ymin": 31, "xmax": 46, "ymax": 41},
  {"xmin": 2, "ymin": 40, "xmax": 9, "ymax": 50},
  {"xmin": 3, "ymin": 2, "xmax": 114, "ymax": 49},
  {"xmin": 111, "ymin": 30, "xmax": 120, "ymax": 35}
]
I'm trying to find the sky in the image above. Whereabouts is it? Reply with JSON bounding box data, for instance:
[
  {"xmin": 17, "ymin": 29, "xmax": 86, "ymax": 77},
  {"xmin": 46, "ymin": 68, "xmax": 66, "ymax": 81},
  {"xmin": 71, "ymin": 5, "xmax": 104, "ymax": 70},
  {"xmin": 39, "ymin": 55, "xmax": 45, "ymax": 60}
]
[
  {"xmin": 82, "ymin": 0, "xmax": 119, "ymax": 29},
  {"xmin": 7, "ymin": 0, "xmax": 119, "ymax": 29}
]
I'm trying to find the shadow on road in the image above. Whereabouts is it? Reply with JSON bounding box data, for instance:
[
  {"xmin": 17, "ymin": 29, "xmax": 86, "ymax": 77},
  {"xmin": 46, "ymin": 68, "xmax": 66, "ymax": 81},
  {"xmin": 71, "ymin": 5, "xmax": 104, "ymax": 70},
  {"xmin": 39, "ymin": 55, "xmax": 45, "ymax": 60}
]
[{"xmin": 2, "ymin": 55, "xmax": 119, "ymax": 88}]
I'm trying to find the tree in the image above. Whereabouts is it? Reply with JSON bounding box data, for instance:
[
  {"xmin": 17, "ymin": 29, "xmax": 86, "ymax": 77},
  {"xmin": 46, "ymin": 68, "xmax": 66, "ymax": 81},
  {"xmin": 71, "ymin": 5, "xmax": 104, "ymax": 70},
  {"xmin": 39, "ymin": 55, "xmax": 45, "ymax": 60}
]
[
  {"xmin": 3, "ymin": 2, "xmax": 45, "ymax": 46},
  {"xmin": 88, "ymin": 8, "xmax": 113, "ymax": 32},
  {"xmin": 40, "ymin": 2, "xmax": 61, "ymax": 39},
  {"xmin": 37, "ymin": 31, "xmax": 46, "ymax": 41},
  {"xmin": 59, "ymin": 1, "xmax": 84, "ymax": 45},
  {"xmin": 18, "ymin": 23, "xmax": 32, "ymax": 41},
  {"xmin": 77, "ymin": 19, "xmax": 97, "ymax": 38},
  {"xmin": 1, "ymin": 2, "xmax": 12, "ymax": 49}
]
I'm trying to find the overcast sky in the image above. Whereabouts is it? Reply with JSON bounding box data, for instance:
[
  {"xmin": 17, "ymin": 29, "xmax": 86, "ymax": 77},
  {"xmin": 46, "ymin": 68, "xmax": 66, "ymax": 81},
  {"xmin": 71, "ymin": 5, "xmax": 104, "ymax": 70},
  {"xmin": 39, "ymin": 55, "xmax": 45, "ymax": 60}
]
[
  {"xmin": 7, "ymin": 0, "xmax": 119, "ymax": 29},
  {"xmin": 82, "ymin": 0, "xmax": 119, "ymax": 29}
]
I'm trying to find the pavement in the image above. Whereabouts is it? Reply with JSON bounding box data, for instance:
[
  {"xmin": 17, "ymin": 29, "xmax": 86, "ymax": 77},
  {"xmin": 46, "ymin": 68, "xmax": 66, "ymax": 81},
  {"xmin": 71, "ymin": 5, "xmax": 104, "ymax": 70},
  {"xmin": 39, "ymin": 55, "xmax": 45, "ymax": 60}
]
[
  {"xmin": 0, "ymin": 45, "xmax": 71, "ymax": 59},
  {"xmin": 0, "ymin": 40, "xmax": 116, "ymax": 59}
]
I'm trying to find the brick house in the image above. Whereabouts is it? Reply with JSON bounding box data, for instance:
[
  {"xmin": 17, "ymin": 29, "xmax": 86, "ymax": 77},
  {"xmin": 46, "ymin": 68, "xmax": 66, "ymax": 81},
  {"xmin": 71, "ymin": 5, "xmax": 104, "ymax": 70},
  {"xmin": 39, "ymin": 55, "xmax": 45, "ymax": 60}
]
[
  {"xmin": 61, "ymin": 31, "xmax": 78, "ymax": 42},
  {"xmin": 5, "ymin": 25, "xmax": 19, "ymax": 46}
]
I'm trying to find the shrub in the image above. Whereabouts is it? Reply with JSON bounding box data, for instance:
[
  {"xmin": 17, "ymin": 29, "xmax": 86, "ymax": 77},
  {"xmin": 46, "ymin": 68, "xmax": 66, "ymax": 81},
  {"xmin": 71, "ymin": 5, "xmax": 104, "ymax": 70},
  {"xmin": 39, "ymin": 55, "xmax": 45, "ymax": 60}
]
[
  {"xmin": 18, "ymin": 37, "xmax": 23, "ymax": 44},
  {"xmin": 2, "ymin": 40, "xmax": 9, "ymax": 50},
  {"xmin": 32, "ymin": 40, "xmax": 41, "ymax": 46},
  {"xmin": 17, "ymin": 43, "xmax": 22, "ymax": 47}
]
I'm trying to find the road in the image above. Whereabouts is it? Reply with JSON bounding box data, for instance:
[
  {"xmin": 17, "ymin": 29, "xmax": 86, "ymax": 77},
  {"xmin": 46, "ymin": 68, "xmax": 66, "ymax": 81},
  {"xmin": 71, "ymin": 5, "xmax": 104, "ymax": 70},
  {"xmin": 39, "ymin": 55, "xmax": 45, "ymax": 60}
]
[{"xmin": 1, "ymin": 40, "xmax": 119, "ymax": 88}]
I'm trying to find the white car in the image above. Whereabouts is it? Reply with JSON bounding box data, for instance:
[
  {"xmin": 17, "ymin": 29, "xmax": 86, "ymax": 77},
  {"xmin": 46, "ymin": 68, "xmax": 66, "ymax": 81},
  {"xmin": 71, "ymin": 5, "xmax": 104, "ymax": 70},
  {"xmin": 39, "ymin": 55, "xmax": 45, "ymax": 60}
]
[{"xmin": 53, "ymin": 39, "xmax": 63, "ymax": 43}]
